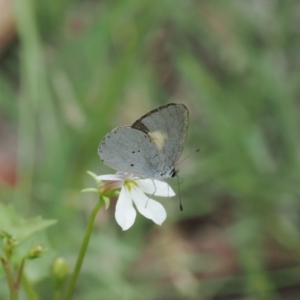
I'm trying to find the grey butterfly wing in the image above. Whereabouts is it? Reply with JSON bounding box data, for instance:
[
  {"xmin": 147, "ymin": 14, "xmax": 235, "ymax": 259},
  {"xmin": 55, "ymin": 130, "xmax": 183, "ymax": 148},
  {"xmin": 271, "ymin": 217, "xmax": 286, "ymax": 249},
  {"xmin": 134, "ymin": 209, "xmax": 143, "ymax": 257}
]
[
  {"xmin": 98, "ymin": 126, "xmax": 163, "ymax": 178},
  {"xmin": 131, "ymin": 103, "xmax": 189, "ymax": 177},
  {"xmin": 98, "ymin": 103, "xmax": 189, "ymax": 179}
]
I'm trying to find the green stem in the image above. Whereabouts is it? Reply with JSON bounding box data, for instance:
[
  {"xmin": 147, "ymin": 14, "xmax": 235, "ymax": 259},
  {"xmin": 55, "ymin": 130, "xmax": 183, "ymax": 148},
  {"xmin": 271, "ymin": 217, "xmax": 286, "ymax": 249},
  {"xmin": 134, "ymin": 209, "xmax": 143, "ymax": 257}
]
[
  {"xmin": 1, "ymin": 258, "xmax": 18, "ymax": 300},
  {"xmin": 15, "ymin": 258, "xmax": 26, "ymax": 290},
  {"xmin": 22, "ymin": 274, "xmax": 39, "ymax": 300},
  {"xmin": 63, "ymin": 198, "xmax": 104, "ymax": 300}
]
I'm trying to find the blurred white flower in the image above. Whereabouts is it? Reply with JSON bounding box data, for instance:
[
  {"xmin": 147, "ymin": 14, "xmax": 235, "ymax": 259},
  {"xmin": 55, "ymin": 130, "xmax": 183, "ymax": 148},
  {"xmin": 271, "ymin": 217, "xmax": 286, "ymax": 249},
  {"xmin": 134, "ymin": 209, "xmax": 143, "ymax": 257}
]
[{"xmin": 97, "ymin": 173, "xmax": 175, "ymax": 230}]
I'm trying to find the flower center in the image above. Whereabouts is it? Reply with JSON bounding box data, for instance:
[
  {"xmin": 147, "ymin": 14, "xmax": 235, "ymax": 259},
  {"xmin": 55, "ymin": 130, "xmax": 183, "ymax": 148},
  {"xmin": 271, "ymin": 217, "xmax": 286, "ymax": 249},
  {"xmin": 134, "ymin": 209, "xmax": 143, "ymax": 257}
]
[{"xmin": 124, "ymin": 179, "xmax": 138, "ymax": 191}]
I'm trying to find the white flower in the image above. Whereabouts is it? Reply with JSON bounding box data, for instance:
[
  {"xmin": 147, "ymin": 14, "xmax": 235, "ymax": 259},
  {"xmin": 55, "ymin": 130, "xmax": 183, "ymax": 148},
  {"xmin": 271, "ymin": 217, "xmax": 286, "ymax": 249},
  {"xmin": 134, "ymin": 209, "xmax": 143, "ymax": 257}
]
[{"xmin": 96, "ymin": 173, "xmax": 175, "ymax": 230}]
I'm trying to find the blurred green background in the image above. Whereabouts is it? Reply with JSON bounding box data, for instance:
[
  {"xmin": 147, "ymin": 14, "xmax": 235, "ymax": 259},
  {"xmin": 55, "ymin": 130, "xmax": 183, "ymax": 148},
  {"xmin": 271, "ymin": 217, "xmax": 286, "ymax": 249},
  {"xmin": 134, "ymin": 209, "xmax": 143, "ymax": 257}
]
[{"xmin": 1, "ymin": 0, "xmax": 300, "ymax": 299}]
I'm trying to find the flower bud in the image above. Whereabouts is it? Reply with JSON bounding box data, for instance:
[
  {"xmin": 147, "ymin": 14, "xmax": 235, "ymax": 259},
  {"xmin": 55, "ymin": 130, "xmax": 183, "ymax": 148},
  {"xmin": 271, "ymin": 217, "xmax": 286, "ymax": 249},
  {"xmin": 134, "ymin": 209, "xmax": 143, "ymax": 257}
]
[
  {"xmin": 52, "ymin": 257, "xmax": 69, "ymax": 283},
  {"xmin": 27, "ymin": 245, "xmax": 43, "ymax": 259}
]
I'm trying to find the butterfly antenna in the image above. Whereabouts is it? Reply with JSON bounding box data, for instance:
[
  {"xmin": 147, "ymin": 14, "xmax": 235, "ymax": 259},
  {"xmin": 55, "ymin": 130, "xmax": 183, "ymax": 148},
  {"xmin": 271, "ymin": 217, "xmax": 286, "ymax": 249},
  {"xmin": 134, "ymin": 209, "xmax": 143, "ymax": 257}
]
[
  {"xmin": 178, "ymin": 148, "xmax": 200, "ymax": 166},
  {"xmin": 176, "ymin": 174, "xmax": 183, "ymax": 211}
]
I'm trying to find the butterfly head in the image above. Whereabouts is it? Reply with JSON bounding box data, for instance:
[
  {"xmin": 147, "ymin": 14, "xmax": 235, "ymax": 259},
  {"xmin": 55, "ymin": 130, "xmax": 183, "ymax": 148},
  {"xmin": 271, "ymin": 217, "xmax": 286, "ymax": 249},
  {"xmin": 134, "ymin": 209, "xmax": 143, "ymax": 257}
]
[{"xmin": 170, "ymin": 168, "xmax": 178, "ymax": 178}]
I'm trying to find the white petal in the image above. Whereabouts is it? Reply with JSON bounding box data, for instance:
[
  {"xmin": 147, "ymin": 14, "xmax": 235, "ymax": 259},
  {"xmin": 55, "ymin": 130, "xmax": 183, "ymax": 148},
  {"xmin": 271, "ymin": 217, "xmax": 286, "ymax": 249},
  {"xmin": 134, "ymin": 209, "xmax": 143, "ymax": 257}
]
[
  {"xmin": 97, "ymin": 174, "xmax": 123, "ymax": 181},
  {"xmin": 115, "ymin": 186, "xmax": 136, "ymax": 230},
  {"xmin": 136, "ymin": 179, "xmax": 175, "ymax": 197},
  {"xmin": 131, "ymin": 186, "xmax": 167, "ymax": 225}
]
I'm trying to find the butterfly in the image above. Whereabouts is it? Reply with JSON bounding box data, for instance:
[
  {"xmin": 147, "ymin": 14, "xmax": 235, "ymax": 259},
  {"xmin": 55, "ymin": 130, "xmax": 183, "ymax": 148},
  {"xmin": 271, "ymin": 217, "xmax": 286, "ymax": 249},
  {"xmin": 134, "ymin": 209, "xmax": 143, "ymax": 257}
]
[{"xmin": 98, "ymin": 103, "xmax": 189, "ymax": 179}]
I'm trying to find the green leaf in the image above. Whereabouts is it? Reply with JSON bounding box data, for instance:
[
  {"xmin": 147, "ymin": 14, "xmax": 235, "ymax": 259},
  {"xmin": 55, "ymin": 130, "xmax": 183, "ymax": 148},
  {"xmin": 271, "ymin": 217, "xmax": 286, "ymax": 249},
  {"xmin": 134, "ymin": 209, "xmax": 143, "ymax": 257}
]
[
  {"xmin": 0, "ymin": 203, "xmax": 57, "ymax": 244},
  {"xmin": 10, "ymin": 217, "xmax": 57, "ymax": 244}
]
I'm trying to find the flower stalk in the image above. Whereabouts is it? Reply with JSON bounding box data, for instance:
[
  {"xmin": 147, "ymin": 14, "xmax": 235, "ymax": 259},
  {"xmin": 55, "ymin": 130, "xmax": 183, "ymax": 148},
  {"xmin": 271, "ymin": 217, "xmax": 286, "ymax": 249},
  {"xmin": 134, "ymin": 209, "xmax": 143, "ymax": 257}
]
[
  {"xmin": 63, "ymin": 197, "xmax": 104, "ymax": 300},
  {"xmin": 1, "ymin": 258, "xmax": 18, "ymax": 300}
]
